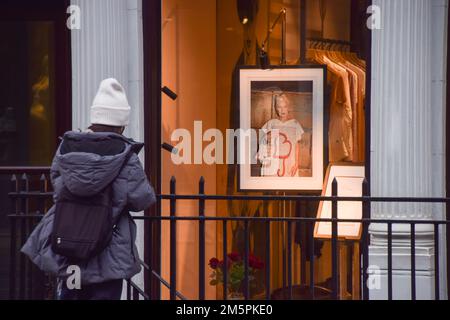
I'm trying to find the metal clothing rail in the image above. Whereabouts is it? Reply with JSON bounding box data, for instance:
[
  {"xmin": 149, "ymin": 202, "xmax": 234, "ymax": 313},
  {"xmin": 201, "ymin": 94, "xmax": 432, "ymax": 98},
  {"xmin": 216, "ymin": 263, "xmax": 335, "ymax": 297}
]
[{"xmin": 307, "ymin": 37, "xmax": 352, "ymax": 46}]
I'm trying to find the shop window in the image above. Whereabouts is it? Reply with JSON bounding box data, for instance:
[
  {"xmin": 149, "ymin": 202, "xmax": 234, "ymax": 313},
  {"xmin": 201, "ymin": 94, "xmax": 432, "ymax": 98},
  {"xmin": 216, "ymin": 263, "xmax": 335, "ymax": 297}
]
[
  {"xmin": 0, "ymin": 21, "xmax": 56, "ymax": 166},
  {"xmin": 159, "ymin": 0, "xmax": 369, "ymax": 300}
]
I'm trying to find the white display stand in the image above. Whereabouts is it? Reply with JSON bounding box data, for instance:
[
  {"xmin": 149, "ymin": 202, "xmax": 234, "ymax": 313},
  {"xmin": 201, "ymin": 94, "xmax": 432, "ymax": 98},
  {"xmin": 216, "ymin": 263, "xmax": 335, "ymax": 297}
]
[
  {"xmin": 314, "ymin": 164, "xmax": 365, "ymax": 299},
  {"xmin": 314, "ymin": 164, "xmax": 365, "ymax": 240}
]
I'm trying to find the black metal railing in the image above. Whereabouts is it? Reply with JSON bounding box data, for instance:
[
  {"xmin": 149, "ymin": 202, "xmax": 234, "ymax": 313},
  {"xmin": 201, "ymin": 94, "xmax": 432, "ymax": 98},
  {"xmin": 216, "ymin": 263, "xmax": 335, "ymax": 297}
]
[
  {"xmin": 5, "ymin": 171, "xmax": 184, "ymax": 301},
  {"xmin": 5, "ymin": 173, "xmax": 450, "ymax": 300},
  {"xmin": 4, "ymin": 169, "xmax": 54, "ymax": 300}
]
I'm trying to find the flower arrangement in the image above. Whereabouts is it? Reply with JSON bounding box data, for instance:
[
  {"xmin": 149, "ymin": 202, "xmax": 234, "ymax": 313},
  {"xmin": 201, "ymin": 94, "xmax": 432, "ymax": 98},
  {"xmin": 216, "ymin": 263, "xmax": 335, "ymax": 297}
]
[{"xmin": 209, "ymin": 252, "xmax": 264, "ymax": 299}]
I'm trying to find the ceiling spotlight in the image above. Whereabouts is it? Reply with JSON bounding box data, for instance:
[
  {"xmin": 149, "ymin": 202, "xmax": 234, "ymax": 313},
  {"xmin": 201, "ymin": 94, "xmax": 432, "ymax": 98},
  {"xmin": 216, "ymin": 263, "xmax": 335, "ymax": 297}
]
[
  {"xmin": 237, "ymin": 0, "xmax": 258, "ymax": 26},
  {"xmin": 162, "ymin": 143, "xmax": 178, "ymax": 154}
]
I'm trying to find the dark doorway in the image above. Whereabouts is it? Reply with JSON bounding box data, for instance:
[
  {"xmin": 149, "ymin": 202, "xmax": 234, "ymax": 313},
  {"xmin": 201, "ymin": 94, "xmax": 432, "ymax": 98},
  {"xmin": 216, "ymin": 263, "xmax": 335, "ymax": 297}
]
[{"xmin": 0, "ymin": 0, "xmax": 71, "ymax": 299}]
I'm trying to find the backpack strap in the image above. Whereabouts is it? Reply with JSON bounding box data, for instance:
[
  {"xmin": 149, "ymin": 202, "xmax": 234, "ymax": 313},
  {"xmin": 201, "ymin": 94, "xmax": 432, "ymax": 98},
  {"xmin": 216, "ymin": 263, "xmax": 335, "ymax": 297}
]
[{"xmin": 117, "ymin": 147, "xmax": 135, "ymax": 177}]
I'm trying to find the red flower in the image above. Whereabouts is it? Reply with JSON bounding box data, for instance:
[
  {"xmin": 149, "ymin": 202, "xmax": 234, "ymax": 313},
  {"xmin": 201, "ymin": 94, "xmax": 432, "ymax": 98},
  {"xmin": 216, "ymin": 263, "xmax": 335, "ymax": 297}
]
[
  {"xmin": 249, "ymin": 254, "xmax": 264, "ymax": 270},
  {"xmin": 209, "ymin": 258, "xmax": 220, "ymax": 269},
  {"xmin": 227, "ymin": 252, "xmax": 241, "ymax": 262}
]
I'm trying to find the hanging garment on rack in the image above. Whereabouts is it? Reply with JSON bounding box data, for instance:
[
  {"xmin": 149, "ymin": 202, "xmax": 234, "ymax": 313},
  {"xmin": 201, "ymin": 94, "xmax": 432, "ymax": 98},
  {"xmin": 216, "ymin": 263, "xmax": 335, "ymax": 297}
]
[
  {"xmin": 308, "ymin": 49, "xmax": 353, "ymax": 162},
  {"xmin": 344, "ymin": 61, "xmax": 366, "ymax": 162},
  {"xmin": 341, "ymin": 62, "xmax": 359, "ymax": 161},
  {"xmin": 323, "ymin": 55, "xmax": 354, "ymax": 162},
  {"xmin": 325, "ymin": 50, "xmax": 362, "ymax": 162},
  {"xmin": 307, "ymin": 46, "xmax": 366, "ymax": 163}
]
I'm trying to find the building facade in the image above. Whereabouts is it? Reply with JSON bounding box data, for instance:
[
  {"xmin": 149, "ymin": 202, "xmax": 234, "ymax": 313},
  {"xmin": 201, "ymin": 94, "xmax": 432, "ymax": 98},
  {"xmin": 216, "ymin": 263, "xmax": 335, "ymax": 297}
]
[{"xmin": 0, "ymin": 0, "xmax": 448, "ymax": 300}]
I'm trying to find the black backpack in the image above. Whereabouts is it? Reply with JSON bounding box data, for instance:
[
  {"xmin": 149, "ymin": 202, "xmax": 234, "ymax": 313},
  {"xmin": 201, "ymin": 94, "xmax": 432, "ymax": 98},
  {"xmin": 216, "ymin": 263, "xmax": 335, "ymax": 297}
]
[{"xmin": 51, "ymin": 150, "xmax": 133, "ymax": 261}]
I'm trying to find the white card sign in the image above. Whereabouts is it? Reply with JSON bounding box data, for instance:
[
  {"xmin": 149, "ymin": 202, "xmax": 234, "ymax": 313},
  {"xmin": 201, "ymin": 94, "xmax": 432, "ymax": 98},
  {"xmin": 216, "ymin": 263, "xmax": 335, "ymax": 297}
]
[{"xmin": 314, "ymin": 164, "xmax": 365, "ymax": 240}]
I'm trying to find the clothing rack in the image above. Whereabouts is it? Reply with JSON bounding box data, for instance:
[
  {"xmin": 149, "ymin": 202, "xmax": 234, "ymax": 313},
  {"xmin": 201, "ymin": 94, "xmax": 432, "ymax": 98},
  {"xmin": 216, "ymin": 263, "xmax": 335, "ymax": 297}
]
[
  {"xmin": 307, "ymin": 37, "xmax": 352, "ymax": 45},
  {"xmin": 307, "ymin": 37, "xmax": 352, "ymax": 48}
]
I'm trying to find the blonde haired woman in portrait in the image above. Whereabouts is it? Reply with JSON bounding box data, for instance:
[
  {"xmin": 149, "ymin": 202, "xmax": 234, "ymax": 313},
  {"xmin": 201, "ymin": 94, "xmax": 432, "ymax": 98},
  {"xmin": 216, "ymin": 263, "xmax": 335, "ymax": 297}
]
[{"xmin": 257, "ymin": 94, "xmax": 304, "ymax": 177}]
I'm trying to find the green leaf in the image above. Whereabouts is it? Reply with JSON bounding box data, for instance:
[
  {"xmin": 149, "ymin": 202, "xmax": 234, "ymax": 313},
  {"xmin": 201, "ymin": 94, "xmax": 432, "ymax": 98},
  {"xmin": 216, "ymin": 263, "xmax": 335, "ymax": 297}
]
[{"xmin": 210, "ymin": 280, "xmax": 218, "ymax": 286}]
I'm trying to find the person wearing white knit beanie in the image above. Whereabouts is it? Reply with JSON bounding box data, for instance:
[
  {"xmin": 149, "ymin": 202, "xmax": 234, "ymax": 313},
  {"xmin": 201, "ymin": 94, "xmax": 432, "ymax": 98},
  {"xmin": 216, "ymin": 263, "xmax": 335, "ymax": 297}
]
[
  {"xmin": 89, "ymin": 78, "xmax": 131, "ymax": 134},
  {"xmin": 21, "ymin": 77, "xmax": 155, "ymax": 300}
]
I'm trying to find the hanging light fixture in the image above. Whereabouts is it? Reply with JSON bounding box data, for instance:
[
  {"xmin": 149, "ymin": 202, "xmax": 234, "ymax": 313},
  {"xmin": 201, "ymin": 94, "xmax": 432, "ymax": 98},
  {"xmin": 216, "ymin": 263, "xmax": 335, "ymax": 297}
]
[{"xmin": 259, "ymin": 8, "xmax": 287, "ymax": 69}]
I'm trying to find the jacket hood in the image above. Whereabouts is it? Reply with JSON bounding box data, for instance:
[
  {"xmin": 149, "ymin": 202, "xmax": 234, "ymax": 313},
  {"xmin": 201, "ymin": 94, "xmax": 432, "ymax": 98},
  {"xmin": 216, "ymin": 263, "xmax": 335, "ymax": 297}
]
[{"xmin": 55, "ymin": 131, "xmax": 143, "ymax": 197}]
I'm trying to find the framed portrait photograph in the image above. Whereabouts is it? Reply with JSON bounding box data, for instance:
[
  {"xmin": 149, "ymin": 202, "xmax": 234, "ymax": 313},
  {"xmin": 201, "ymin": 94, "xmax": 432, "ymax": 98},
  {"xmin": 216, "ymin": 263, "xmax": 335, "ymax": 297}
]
[{"xmin": 238, "ymin": 66, "xmax": 326, "ymax": 191}]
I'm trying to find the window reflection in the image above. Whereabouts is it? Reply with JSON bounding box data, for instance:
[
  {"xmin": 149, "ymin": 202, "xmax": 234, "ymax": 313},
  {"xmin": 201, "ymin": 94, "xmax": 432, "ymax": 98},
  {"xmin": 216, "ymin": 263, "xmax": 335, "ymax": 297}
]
[{"xmin": 0, "ymin": 22, "xmax": 55, "ymax": 166}]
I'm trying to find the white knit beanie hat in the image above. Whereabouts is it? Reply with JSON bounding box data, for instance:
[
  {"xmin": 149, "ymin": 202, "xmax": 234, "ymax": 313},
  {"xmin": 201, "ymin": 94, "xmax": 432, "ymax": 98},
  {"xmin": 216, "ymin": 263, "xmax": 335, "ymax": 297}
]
[{"xmin": 90, "ymin": 78, "xmax": 131, "ymax": 127}]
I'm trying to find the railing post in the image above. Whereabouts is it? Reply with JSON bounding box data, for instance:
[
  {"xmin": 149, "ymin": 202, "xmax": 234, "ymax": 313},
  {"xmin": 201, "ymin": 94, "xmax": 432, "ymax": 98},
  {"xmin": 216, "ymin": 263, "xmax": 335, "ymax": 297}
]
[
  {"xmin": 309, "ymin": 220, "xmax": 315, "ymax": 300},
  {"xmin": 133, "ymin": 285, "xmax": 139, "ymax": 300},
  {"xmin": 265, "ymin": 221, "xmax": 271, "ymax": 300},
  {"xmin": 198, "ymin": 177, "xmax": 205, "ymax": 300},
  {"xmin": 411, "ymin": 223, "xmax": 416, "ymax": 300},
  {"xmin": 170, "ymin": 176, "xmax": 177, "ymax": 300},
  {"xmin": 244, "ymin": 220, "xmax": 250, "ymax": 300},
  {"xmin": 387, "ymin": 222, "xmax": 393, "ymax": 300},
  {"xmin": 148, "ymin": 218, "xmax": 153, "ymax": 300},
  {"xmin": 19, "ymin": 173, "xmax": 28, "ymax": 300},
  {"xmin": 127, "ymin": 280, "xmax": 131, "ymax": 300},
  {"xmin": 223, "ymin": 221, "xmax": 228, "ymax": 300},
  {"xmin": 39, "ymin": 172, "xmax": 54, "ymax": 300},
  {"xmin": 434, "ymin": 223, "xmax": 440, "ymax": 300},
  {"xmin": 38, "ymin": 174, "xmax": 48, "ymax": 299},
  {"xmin": 331, "ymin": 178, "xmax": 339, "ymax": 300},
  {"xmin": 287, "ymin": 220, "xmax": 293, "ymax": 299},
  {"xmin": 39, "ymin": 173, "xmax": 50, "ymax": 213},
  {"xmin": 9, "ymin": 174, "xmax": 18, "ymax": 300},
  {"xmin": 362, "ymin": 178, "xmax": 370, "ymax": 300}
]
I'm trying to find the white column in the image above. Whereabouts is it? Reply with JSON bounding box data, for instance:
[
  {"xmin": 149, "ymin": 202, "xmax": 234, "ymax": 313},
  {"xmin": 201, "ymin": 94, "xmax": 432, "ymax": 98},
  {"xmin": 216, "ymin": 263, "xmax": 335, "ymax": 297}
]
[
  {"xmin": 370, "ymin": 0, "xmax": 448, "ymax": 300},
  {"xmin": 70, "ymin": 0, "xmax": 146, "ymax": 298},
  {"xmin": 430, "ymin": 0, "xmax": 449, "ymax": 301},
  {"xmin": 71, "ymin": 0, "xmax": 145, "ymax": 143}
]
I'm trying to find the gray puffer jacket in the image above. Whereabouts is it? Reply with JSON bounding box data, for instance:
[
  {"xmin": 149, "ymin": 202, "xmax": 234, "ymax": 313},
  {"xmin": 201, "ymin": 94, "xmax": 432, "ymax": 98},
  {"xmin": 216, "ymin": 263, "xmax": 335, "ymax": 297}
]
[{"xmin": 21, "ymin": 131, "xmax": 156, "ymax": 285}]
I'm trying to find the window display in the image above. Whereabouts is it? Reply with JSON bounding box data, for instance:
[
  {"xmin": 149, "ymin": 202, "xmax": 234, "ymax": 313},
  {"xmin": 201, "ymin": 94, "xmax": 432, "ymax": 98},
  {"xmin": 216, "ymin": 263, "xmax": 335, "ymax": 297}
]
[{"xmin": 161, "ymin": 0, "xmax": 371, "ymax": 299}]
